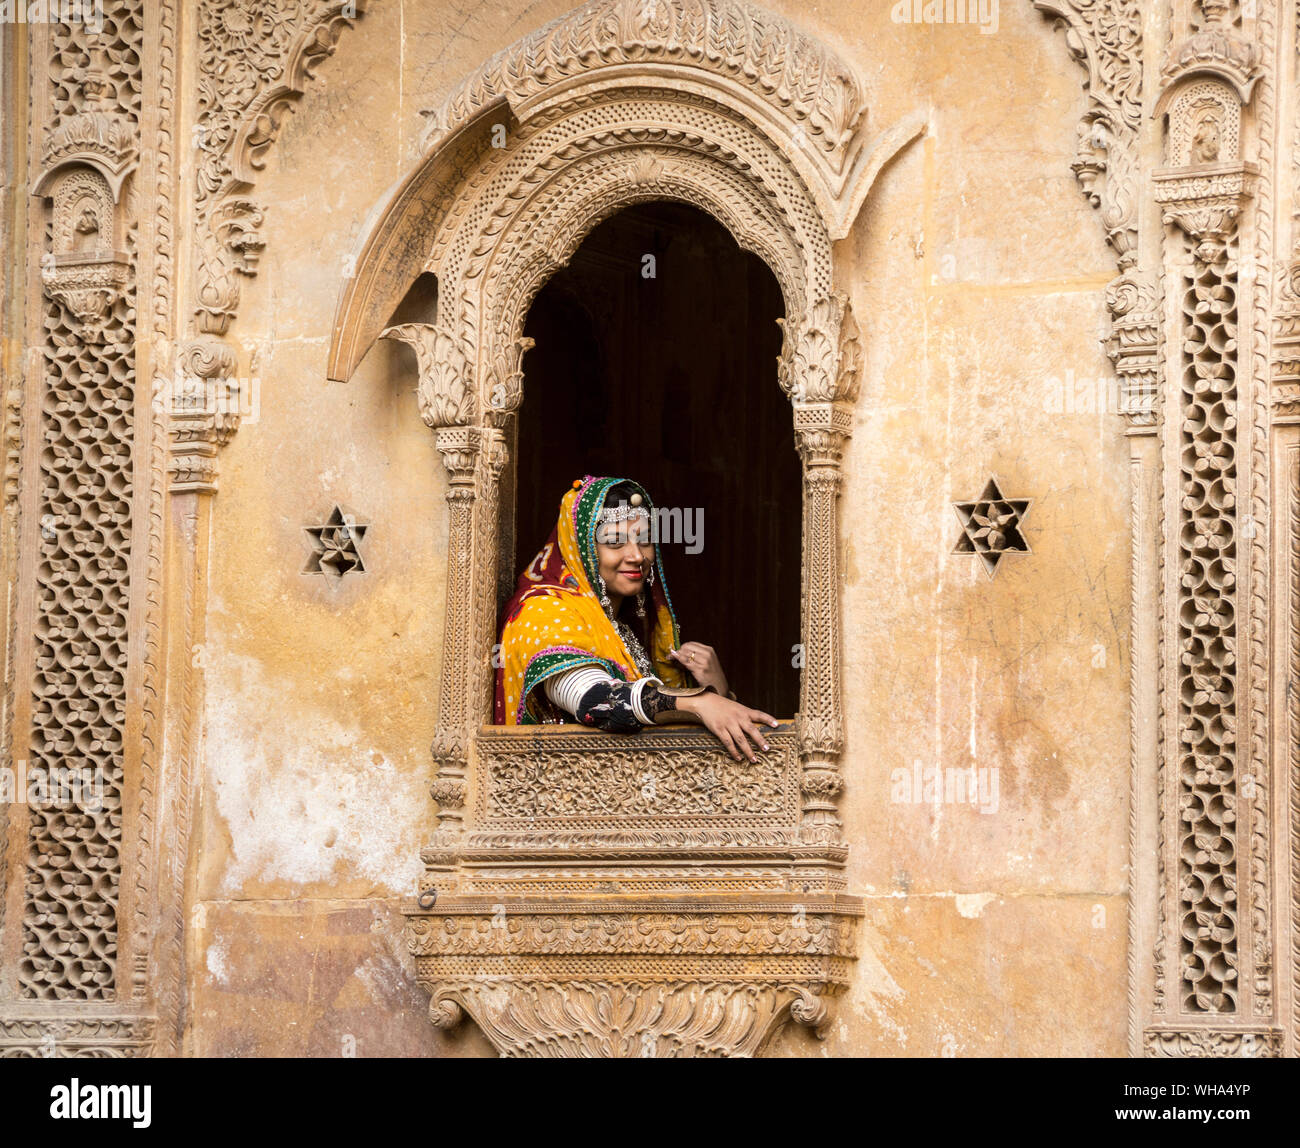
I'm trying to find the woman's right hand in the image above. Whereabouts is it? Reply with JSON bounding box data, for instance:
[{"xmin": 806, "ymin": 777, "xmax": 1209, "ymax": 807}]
[{"xmin": 677, "ymin": 692, "xmax": 779, "ymax": 763}]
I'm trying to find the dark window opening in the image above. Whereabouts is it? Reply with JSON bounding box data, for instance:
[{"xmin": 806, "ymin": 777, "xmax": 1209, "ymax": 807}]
[{"xmin": 508, "ymin": 200, "xmax": 801, "ymax": 717}]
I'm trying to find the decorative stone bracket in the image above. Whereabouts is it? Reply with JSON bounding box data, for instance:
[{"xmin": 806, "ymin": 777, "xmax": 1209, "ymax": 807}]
[{"xmin": 179, "ymin": 0, "xmax": 365, "ymax": 494}]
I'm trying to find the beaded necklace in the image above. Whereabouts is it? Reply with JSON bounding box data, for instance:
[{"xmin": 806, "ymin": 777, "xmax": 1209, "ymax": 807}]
[{"xmin": 613, "ymin": 613, "xmax": 656, "ymax": 679}]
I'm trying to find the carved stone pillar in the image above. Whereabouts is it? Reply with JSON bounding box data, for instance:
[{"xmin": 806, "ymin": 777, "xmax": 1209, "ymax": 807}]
[
  {"xmin": 384, "ymin": 321, "xmax": 496, "ymax": 841},
  {"xmin": 485, "ymin": 335, "xmax": 534, "ymax": 611},
  {"xmin": 1105, "ymin": 269, "xmax": 1164, "ymax": 1056},
  {"xmin": 1032, "ymin": 0, "xmax": 1297, "ymax": 1057},
  {"xmin": 793, "ymin": 423, "xmax": 848, "ymax": 844},
  {"xmin": 1142, "ymin": 4, "xmax": 1279, "ymax": 1051},
  {"xmin": 427, "ymin": 425, "xmax": 488, "ymax": 837},
  {"xmin": 2, "ymin": 14, "xmax": 151, "ymax": 1056},
  {"xmin": 782, "ymin": 291, "xmax": 860, "ymax": 846}
]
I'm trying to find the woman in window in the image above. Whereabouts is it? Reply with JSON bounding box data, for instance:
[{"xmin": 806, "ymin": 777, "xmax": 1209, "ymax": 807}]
[{"xmin": 493, "ymin": 474, "xmax": 778, "ymax": 763}]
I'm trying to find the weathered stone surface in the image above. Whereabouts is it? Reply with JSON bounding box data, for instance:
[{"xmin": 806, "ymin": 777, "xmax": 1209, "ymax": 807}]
[{"xmin": 189, "ymin": 899, "xmax": 494, "ymax": 1057}]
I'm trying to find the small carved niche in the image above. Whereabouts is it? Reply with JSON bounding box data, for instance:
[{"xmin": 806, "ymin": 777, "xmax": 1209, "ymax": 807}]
[
  {"xmin": 39, "ymin": 165, "xmax": 130, "ymax": 343},
  {"xmin": 1165, "ymin": 80, "xmax": 1239, "ymax": 167},
  {"xmin": 51, "ymin": 166, "xmax": 118, "ymax": 255}
]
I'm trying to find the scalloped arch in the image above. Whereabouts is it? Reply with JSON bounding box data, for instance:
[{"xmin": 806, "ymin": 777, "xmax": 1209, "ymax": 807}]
[{"xmin": 326, "ymin": 0, "xmax": 923, "ymax": 382}]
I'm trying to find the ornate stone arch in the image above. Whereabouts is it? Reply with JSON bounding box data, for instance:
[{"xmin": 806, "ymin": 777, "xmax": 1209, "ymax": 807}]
[{"xmin": 327, "ymin": 0, "xmax": 923, "ymax": 1057}]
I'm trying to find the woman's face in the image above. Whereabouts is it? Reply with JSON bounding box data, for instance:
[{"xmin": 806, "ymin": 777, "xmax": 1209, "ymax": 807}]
[{"xmin": 595, "ymin": 512, "xmax": 654, "ymax": 601}]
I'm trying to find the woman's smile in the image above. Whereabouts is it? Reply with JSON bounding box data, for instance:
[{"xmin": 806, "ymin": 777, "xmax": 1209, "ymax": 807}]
[{"xmin": 595, "ymin": 514, "xmax": 656, "ymax": 611}]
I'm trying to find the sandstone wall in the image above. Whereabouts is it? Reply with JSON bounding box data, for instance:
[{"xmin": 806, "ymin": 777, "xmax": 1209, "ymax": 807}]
[{"xmin": 187, "ymin": 0, "xmax": 1128, "ymax": 1057}]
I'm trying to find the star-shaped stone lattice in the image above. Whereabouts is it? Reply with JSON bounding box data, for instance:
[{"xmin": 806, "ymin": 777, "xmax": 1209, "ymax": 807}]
[
  {"xmin": 303, "ymin": 505, "xmax": 369, "ymax": 578},
  {"xmin": 952, "ymin": 477, "xmax": 1031, "ymax": 578}
]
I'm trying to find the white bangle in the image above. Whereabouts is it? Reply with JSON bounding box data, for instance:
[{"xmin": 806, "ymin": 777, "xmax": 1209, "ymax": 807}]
[
  {"xmin": 630, "ymin": 676, "xmax": 664, "ymax": 725},
  {"xmin": 543, "ymin": 665, "xmax": 614, "ymax": 716},
  {"xmin": 544, "ymin": 667, "xmax": 664, "ymax": 725}
]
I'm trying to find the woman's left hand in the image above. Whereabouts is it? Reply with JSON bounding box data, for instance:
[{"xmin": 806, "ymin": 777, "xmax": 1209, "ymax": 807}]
[{"xmin": 669, "ymin": 642, "xmax": 729, "ymax": 696}]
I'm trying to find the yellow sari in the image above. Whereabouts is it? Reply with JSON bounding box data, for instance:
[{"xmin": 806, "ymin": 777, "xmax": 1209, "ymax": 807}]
[{"xmin": 494, "ymin": 475, "xmax": 690, "ymax": 724}]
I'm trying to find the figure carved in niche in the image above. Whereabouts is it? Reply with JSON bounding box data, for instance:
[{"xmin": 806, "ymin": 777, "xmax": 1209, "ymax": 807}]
[
  {"xmin": 494, "ymin": 475, "xmax": 779, "ymax": 762},
  {"xmin": 73, "ymin": 203, "xmax": 101, "ymax": 250},
  {"xmin": 1191, "ymin": 109, "xmax": 1221, "ymax": 164}
]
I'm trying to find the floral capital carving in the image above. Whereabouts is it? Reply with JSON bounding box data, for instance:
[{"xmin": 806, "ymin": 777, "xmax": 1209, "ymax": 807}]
[
  {"xmin": 384, "ymin": 322, "xmax": 475, "ymax": 430},
  {"xmin": 167, "ymin": 339, "xmax": 243, "ymax": 494},
  {"xmin": 1104, "ymin": 272, "xmax": 1160, "ymax": 427},
  {"xmin": 778, "ymin": 291, "xmax": 861, "ymax": 405}
]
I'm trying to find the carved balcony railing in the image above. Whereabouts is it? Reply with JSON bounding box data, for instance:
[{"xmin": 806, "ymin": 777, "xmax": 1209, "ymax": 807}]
[{"xmin": 405, "ymin": 722, "xmax": 862, "ymax": 1057}]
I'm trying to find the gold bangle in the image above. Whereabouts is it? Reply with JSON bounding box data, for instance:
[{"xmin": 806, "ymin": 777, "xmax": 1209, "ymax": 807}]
[{"xmin": 655, "ymin": 682, "xmax": 716, "ymax": 698}]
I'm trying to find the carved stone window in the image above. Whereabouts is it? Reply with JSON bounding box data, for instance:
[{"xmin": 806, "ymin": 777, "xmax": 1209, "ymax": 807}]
[
  {"xmin": 506, "ymin": 199, "xmax": 802, "ymax": 715},
  {"xmin": 326, "ymin": 0, "xmax": 923, "ymax": 1056}
]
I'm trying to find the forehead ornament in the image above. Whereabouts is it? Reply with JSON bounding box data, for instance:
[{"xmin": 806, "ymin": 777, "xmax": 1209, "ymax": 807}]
[{"xmin": 597, "ymin": 491, "xmax": 648, "ymax": 526}]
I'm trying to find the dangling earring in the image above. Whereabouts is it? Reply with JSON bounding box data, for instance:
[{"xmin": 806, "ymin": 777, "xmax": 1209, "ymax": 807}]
[
  {"xmin": 597, "ymin": 574, "xmax": 611, "ymax": 613},
  {"xmin": 647, "ymin": 565, "xmax": 655, "ymax": 588}
]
